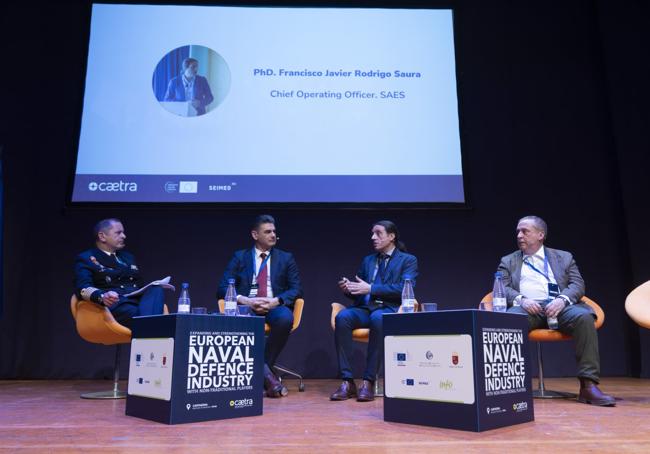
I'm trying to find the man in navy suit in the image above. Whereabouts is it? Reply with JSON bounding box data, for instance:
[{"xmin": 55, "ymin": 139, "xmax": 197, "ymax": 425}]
[
  {"xmin": 74, "ymin": 219, "xmax": 166, "ymax": 327},
  {"xmin": 331, "ymin": 220, "xmax": 418, "ymax": 402},
  {"xmin": 164, "ymin": 57, "xmax": 214, "ymax": 116},
  {"xmin": 217, "ymin": 215, "xmax": 302, "ymax": 398},
  {"xmin": 500, "ymin": 215, "xmax": 615, "ymax": 406}
]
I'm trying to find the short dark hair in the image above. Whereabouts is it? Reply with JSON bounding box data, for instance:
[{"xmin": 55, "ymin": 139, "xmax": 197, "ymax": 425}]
[
  {"xmin": 182, "ymin": 57, "xmax": 199, "ymax": 70},
  {"xmin": 93, "ymin": 218, "xmax": 121, "ymax": 241},
  {"xmin": 252, "ymin": 214, "xmax": 276, "ymax": 231},
  {"xmin": 518, "ymin": 215, "xmax": 548, "ymax": 239},
  {"xmin": 373, "ymin": 220, "xmax": 407, "ymax": 252}
]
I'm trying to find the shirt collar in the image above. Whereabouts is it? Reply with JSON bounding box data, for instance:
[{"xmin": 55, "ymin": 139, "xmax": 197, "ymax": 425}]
[
  {"xmin": 523, "ymin": 245, "xmax": 545, "ymax": 262},
  {"xmin": 96, "ymin": 246, "xmax": 114, "ymax": 257},
  {"xmin": 255, "ymin": 247, "xmax": 271, "ymax": 258},
  {"xmin": 380, "ymin": 246, "xmax": 396, "ymax": 259}
]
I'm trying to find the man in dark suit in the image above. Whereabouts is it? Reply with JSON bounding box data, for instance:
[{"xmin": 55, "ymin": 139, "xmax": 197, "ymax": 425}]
[
  {"xmin": 74, "ymin": 219, "xmax": 166, "ymax": 326},
  {"xmin": 499, "ymin": 215, "xmax": 615, "ymax": 406},
  {"xmin": 164, "ymin": 57, "xmax": 214, "ymax": 116},
  {"xmin": 331, "ymin": 220, "xmax": 418, "ymax": 402},
  {"xmin": 217, "ymin": 215, "xmax": 302, "ymax": 398}
]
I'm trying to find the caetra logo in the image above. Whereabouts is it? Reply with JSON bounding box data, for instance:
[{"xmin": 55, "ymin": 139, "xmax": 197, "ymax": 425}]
[
  {"xmin": 88, "ymin": 180, "xmax": 137, "ymax": 192},
  {"xmin": 230, "ymin": 398, "xmax": 254, "ymax": 409},
  {"xmin": 512, "ymin": 401, "xmax": 528, "ymax": 412}
]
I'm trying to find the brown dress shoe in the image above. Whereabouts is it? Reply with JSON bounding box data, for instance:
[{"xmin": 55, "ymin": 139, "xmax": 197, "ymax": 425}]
[
  {"xmin": 264, "ymin": 366, "xmax": 288, "ymax": 398},
  {"xmin": 578, "ymin": 378, "xmax": 616, "ymax": 407},
  {"xmin": 357, "ymin": 380, "xmax": 375, "ymax": 402},
  {"xmin": 330, "ymin": 380, "xmax": 357, "ymax": 401}
]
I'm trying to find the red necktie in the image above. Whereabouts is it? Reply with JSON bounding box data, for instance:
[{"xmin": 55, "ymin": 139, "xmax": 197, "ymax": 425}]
[{"xmin": 257, "ymin": 253, "xmax": 268, "ymax": 297}]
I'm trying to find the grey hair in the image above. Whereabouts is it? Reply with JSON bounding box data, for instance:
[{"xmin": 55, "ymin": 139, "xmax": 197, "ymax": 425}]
[{"xmin": 518, "ymin": 215, "xmax": 547, "ymax": 239}]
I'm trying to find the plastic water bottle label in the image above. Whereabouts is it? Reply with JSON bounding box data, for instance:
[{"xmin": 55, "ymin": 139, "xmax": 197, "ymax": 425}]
[
  {"xmin": 224, "ymin": 300, "xmax": 237, "ymax": 316},
  {"xmin": 178, "ymin": 300, "xmax": 190, "ymax": 314},
  {"xmin": 401, "ymin": 299, "xmax": 416, "ymax": 313},
  {"xmin": 493, "ymin": 297, "xmax": 507, "ymax": 312}
]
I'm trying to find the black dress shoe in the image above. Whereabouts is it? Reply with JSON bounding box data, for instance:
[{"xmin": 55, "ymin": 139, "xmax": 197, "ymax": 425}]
[
  {"xmin": 330, "ymin": 380, "xmax": 357, "ymax": 401},
  {"xmin": 578, "ymin": 378, "xmax": 616, "ymax": 407},
  {"xmin": 357, "ymin": 380, "xmax": 375, "ymax": 402},
  {"xmin": 264, "ymin": 366, "xmax": 288, "ymax": 398}
]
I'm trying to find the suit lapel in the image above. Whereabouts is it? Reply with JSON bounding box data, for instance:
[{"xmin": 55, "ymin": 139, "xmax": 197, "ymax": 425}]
[
  {"xmin": 367, "ymin": 254, "xmax": 377, "ymax": 281},
  {"xmin": 270, "ymin": 249, "xmax": 279, "ymax": 289},
  {"xmin": 246, "ymin": 248, "xmax": 256, "ymax": 282},
  {"xmin": 545, "ymin": 247, "xmax": 565, "ymax": 289},
  {"xmin": 512, "ymin": 251, "xmax": 523, "ymax": 290},
  {"xmin": 92, "ymin": 247, "xmax": 115, "ymax": 269}
]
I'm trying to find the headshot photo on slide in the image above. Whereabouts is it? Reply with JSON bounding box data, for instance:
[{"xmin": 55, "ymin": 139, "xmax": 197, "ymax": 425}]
[{"xmin": 152, "ymin": 44, "xmax": 231, "ymax": 117}]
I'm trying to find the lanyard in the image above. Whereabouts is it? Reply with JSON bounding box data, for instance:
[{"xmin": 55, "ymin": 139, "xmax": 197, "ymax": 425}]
[
  {"xmin": 524, "ymin": 254, "xmax": 551, "ymax": 282},
  {"xmin": 252, "ymin": 249, "xmax": 271, "ymax": 281}
]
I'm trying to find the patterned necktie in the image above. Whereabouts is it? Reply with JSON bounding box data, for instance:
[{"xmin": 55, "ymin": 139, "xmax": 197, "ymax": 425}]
[{"xmin": 257, "ymin": 253, "xmax": 268, "ymax": 297}]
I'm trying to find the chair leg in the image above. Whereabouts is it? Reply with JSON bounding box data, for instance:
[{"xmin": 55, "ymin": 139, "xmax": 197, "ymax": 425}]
[
  {"xmin": 273, "ymin": 364, "xmax": 305, "ymax": 392},
  {"xmin": 532, "ymin": 342, "xmax": 577, "ymax": 399},
  {"xmin": 81, "ymin": 344, "xmax": 127, "ymax": 399}
]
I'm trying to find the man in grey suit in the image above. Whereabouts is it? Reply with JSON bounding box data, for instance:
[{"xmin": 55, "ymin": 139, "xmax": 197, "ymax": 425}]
[{"xmin": 498, "ymin": 215, "xmax": 615, "ymax": 406}]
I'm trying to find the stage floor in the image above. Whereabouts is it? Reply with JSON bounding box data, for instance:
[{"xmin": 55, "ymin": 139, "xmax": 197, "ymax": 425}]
[{"xmin": 1, "ymin": 378, "xmax": 650, "ymax": 453}]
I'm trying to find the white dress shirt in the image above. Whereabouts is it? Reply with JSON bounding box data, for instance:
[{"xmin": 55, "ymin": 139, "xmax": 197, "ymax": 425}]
[{"xmin": 519, "ymin": 246, "xmax": 557, "ymax": 302}]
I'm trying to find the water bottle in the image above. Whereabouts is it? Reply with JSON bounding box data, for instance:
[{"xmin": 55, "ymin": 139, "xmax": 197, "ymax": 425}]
[
  {"xmin": 401, "ymin": 278, "xmax": 415, "ymax": 313},
  {"xmin": 177, "ymin": 282, "xmax": 191, "ymax": 314},
  {"xmin": 492, "ymin": 272, "xmax": 507, "ymax": 312},
  {"xmin": 224, "ymin": 278, "xmax": 238, "ymax": 316}
]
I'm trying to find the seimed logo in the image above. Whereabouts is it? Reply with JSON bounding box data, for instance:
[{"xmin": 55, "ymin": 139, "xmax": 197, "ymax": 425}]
[
  {"xmin": 88, "ymin": 180, "xmax": 138, "ymax": 192},
  {"xmin": 230, "ymin": 398, "xmax": 254, "ymax": 409}
]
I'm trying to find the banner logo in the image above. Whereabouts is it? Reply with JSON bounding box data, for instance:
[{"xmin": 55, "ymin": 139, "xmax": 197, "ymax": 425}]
[
  {"xmin": 512, "ymin": 401, "xmax": 529, "ymax": 413},
  {"xmin": 230, "ymin": 398, "xmax": 254, "ymax": 409},
  {"xmin": 88, "ymin": 181, "xmax": 137, "ymax": 192},
  {"xmin": 179, "ymin": 181, "xmax": 198, "ymax": 193}
]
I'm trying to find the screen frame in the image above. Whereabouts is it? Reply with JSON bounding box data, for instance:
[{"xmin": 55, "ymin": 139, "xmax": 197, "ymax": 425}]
[{"xmin": 65, "ymin": 0, "xmax": 471, "ymax": 211}]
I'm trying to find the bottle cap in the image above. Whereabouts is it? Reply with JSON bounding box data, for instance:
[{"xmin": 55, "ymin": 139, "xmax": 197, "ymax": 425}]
[
  {"xmin": 228, "ymin": 278, "xmax": 235, "ymax": 284},
  {"xmin": 494, "ymin": 272, "xmax": 502, "ymax": 278},
  {"xmin": 182, "ymin": 282, "xmax": 189, "ymax": 288}
]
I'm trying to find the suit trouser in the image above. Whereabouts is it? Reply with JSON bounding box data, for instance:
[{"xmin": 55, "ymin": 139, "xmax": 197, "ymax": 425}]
[
  {"xmin": 111, "ymin": 286, "xmax": 165, "ymax": 327},
  {"xmin": 334, "ymin": 305, "xmax": 395, "ymax": 382},
  {"xmin": 264, "ymin": 305, "xmax": 294, "ymax": 368},
  {"xmin": 507, "ymin": 303, "xmax": 601, "ymax": 382}
]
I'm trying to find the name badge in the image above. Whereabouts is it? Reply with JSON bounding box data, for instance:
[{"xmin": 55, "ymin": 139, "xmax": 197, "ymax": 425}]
[
  {"xmin": 548, "ymin": 283, "xmax": 560, "ymax": 298},
  {"xmin": 248, "ymin": 283, "xmax": 258, "ymax": 298}
]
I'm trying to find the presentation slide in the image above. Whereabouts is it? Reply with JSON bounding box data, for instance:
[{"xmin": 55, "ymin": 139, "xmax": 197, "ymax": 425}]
[{"xmin": 71, "ymin": 4, "xmax": 464, "ymax": 203}]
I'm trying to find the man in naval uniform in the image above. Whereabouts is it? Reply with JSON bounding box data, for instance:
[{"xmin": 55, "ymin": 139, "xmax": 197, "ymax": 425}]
[{"xmin": 74, "ymin": 218, "xmax": 166, "ymax": 326}]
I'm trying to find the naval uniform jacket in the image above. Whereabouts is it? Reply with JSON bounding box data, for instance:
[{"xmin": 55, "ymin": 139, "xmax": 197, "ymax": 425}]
[{"xmin": 74, "ymin": 247, "xmax": 144, "ymax": 306}]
